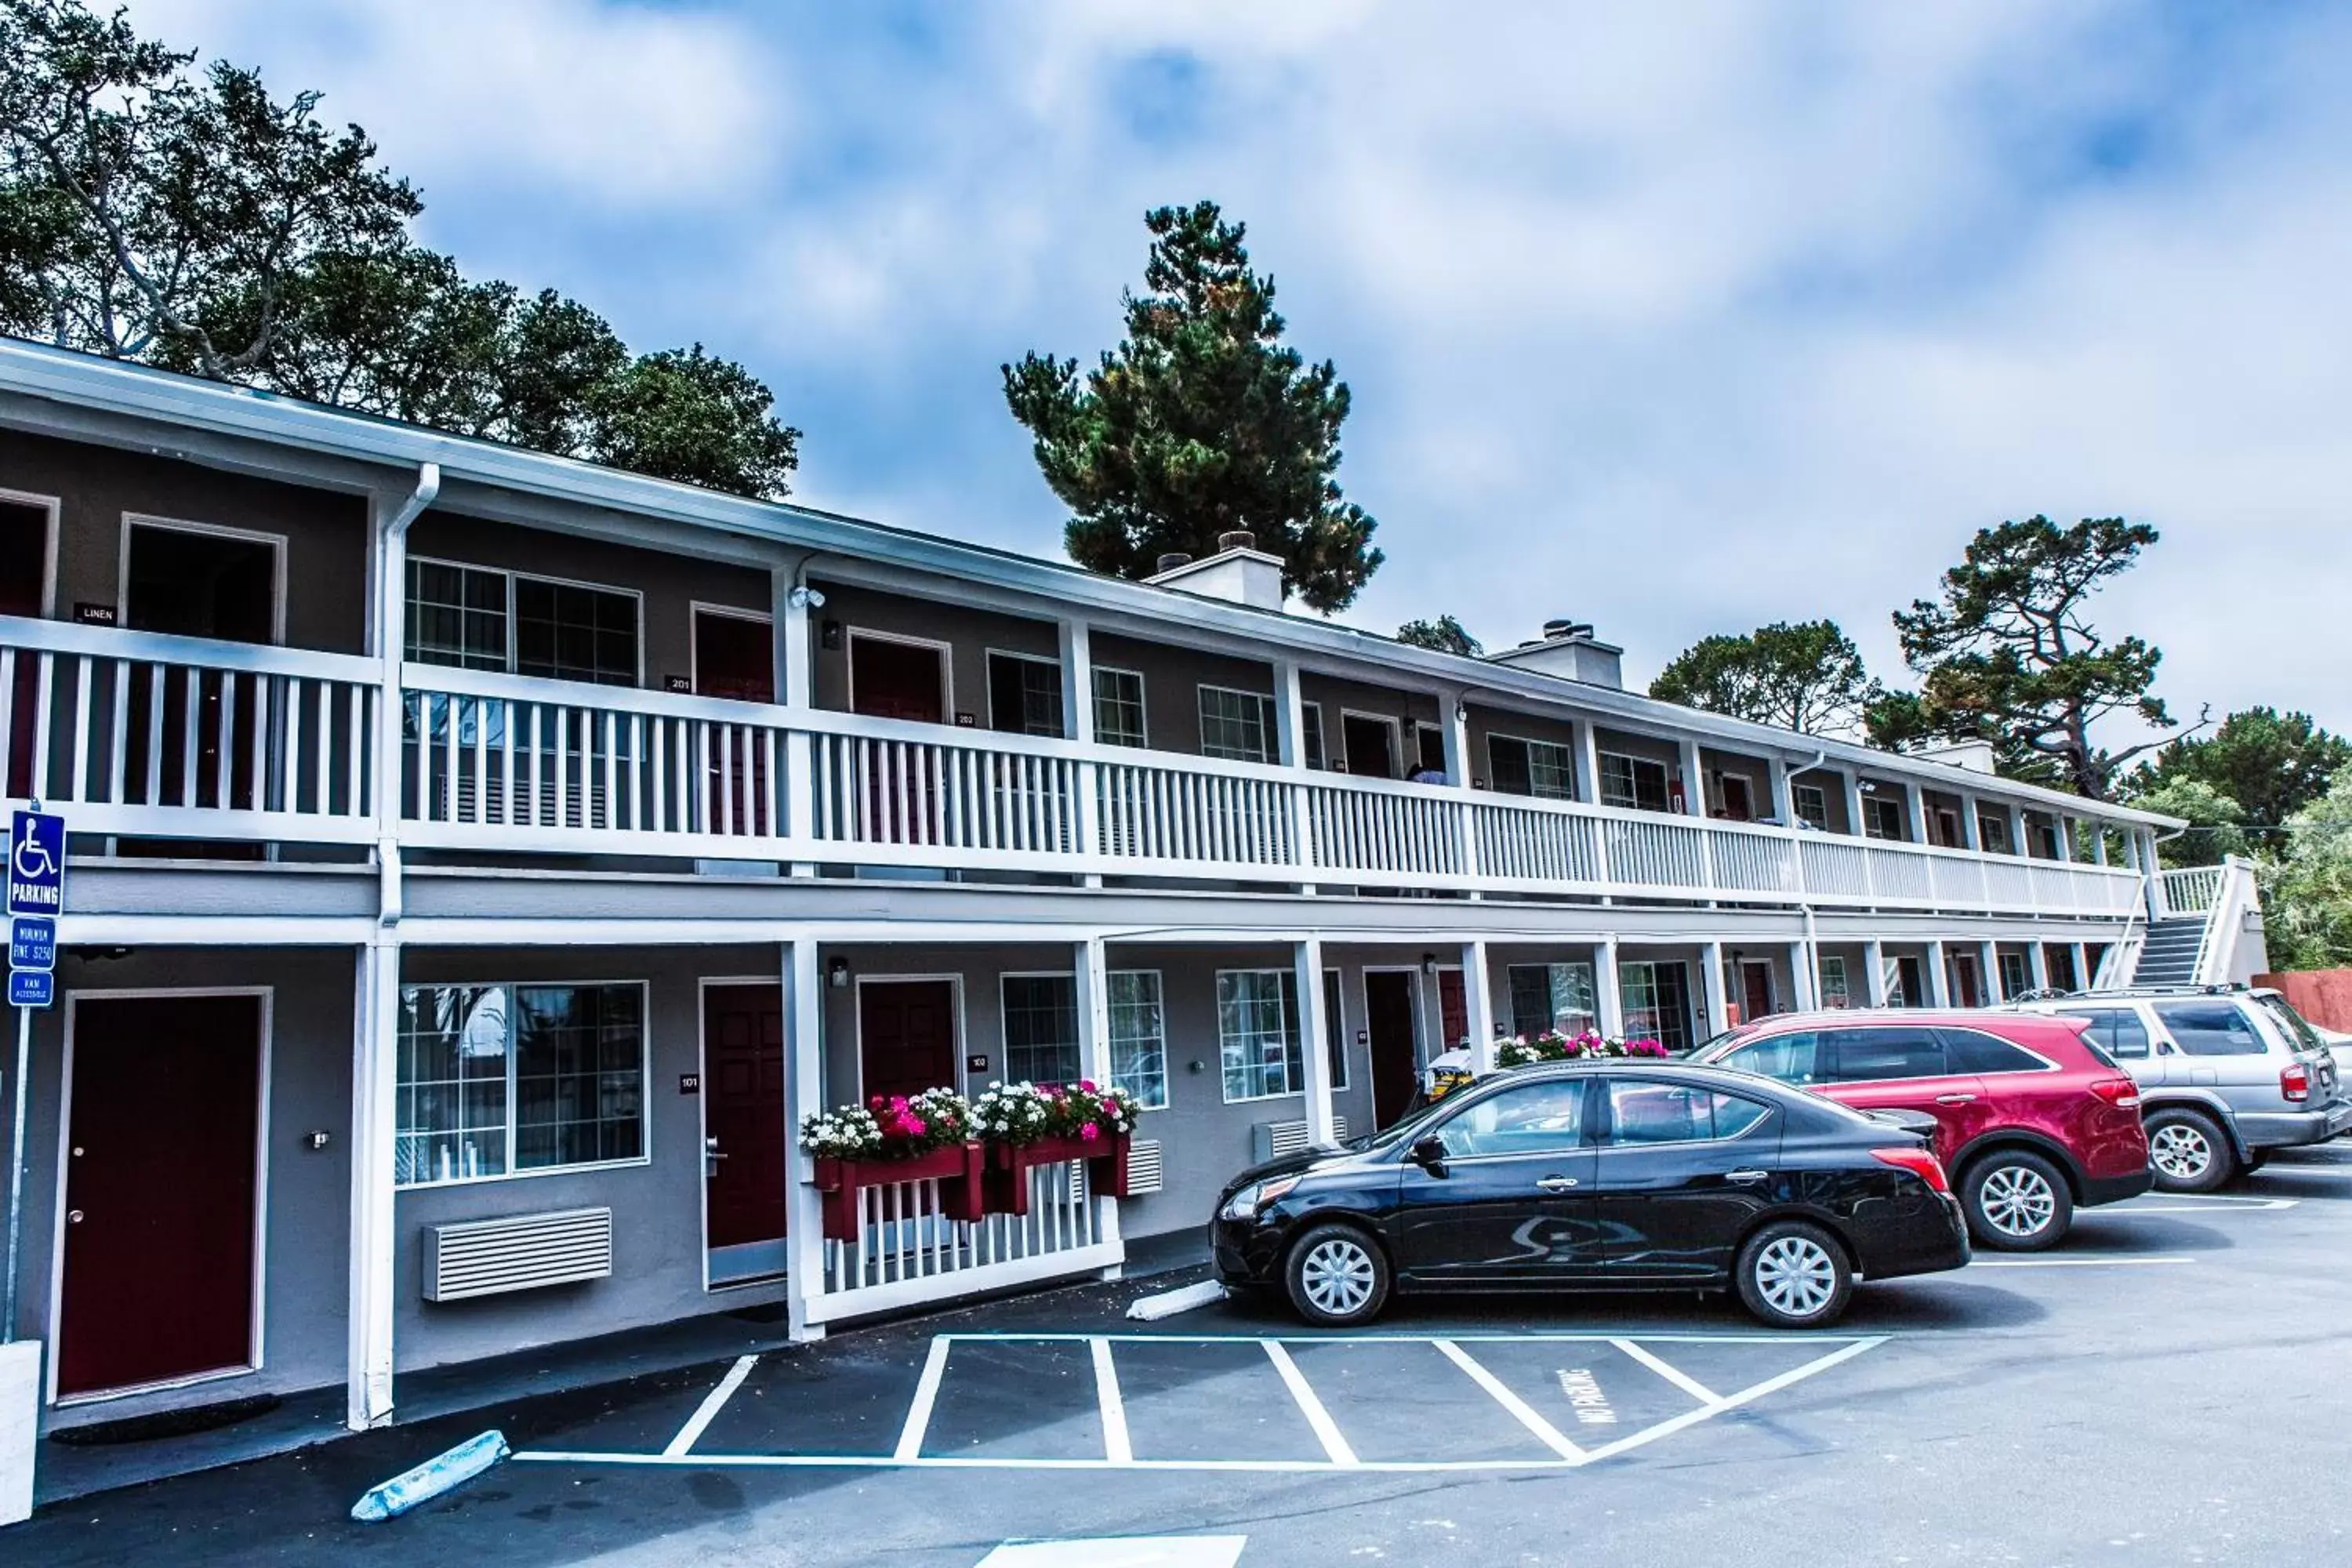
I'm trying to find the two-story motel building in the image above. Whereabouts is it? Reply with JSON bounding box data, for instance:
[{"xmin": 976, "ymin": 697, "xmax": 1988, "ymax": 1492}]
[{"xmin": 0, "ymin": 339, "xmax": 2180, "ymax": 1438}]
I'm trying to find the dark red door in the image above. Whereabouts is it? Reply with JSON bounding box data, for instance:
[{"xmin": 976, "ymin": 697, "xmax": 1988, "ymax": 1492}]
[
  {"xmin": 58, "ymin": 993, "xmax": 263, "ymax": 1398},
  {"xmin": 696, "ymin": 611, "xmax": 775, "ymax": 835},
  {"xmin": 850, "ymin": 635, "xmax": 945, "ymax": 723},
  {"xmin": 1741, "ymin": 962, "xmax": 1775, "ymax": 1022},
  {"xmin": 1, "ymin": 499, "xmax": 45, "ymax": 800},
  {"xmin": 1952, "ymin": 955, "xmax": 1984, "ymax": 1009},
  {"xmin": 859, "ymin": 980, "xmax": 957, "ymax": 1102},
  {"xmin": 1365, "ymin": 971, "xmax": 1420, "ymax": 1128},
  {"xmin": 1438, "ymin": 969, "xmax": 1467, "ymax": 1051},
  {"xmin": 702, "ymin": 983, "xmax": 787, "ymax": 1254}
]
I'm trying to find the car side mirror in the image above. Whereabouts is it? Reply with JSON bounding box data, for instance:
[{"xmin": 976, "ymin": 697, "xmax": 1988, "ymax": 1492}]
[{"xmin": 1410, "ymin": 1135, "xmax": 1450, "ymax": 1175}]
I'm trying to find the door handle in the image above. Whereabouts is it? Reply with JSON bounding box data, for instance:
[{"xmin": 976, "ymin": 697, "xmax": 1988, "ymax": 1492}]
[
  {"xmin": 1535, "ymin": 1175, "xmax": 1580, "ymax": 1192},
  {"xmin": 1725, "ymin": 1170, "xmax": 1769, "ymax": 1185},
  {"xmin": 1934, "ymin": 1094, "xmax": 1976, "ymax": 1105}
]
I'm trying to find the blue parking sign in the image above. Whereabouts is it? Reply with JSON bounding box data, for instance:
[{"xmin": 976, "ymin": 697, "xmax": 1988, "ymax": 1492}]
[
  {"xmin": 7, "ymin": 970, "xmax": 51, "ymax": 1009},
  {"xmin": 9, "ymin": 916, "xmax": 53, "ymax": 971},
  {"xmin": 8, "ymin": 809, "xmax": 64, "ymax": 916}
]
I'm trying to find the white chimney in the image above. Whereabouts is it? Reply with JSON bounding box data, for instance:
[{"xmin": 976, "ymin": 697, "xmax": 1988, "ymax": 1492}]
[
  {"xmin": 1145, "ymin": 530, "xmax": 1286, "ymax": 611},
  {"xmin": 1483, "ymin": 617, "xmax": 1624, "ymax": 689}
]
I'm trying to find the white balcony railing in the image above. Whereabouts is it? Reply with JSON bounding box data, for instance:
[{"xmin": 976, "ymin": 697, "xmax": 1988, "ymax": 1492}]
[{"xmin": 0, "ymin": 618, "xmax": 2148, "ymax": 920}]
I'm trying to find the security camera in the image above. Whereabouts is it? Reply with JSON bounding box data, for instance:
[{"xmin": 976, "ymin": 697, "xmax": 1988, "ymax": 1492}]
[{"xmin": 788, "ymin": 586, "xmax": 826, "ymax": 611}]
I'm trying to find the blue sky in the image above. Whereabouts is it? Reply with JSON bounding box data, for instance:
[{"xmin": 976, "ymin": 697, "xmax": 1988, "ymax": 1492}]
[{"xmin": 133, "ymin": 1, "xmax": 2352, "ymax": 742}]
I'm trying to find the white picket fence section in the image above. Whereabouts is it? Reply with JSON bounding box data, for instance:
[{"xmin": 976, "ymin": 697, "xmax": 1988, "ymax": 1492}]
[
  {"xmin": 809, "ymin": 1158, "xmax": 1116, "ymax": 1327},
  {"xmin": 0, "ymin": 618, "xmax": 2150, "ymax": 920}
]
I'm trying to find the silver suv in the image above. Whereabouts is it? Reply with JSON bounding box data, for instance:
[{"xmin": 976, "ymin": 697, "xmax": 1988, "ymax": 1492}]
[{"xmin": 2017, "ymin": 986, "xmax": 2350, "ymax": 1192}]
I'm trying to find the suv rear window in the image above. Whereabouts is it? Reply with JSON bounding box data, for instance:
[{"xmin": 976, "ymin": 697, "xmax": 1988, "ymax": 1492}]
[
  {"xmin": 2152, "ymin": 1000, "xmax": 2267, "ymax": 1057},
  {"xmin": 1825, "ymin": 1025, "xmax": 1947, "ymax": 1082},
  {"xmin": 1936, "ymin": 1028, "xmax": 2049, "ymax": 1075},
  {"xmin": 2071, "ymin": 1007, "xmax": 2151, "ymax": 1061},
  {"xmin": 1714, "ymin": 1030, "xmax": 1824, "ymax": 1086},
  {"xmin": 2252, "ymin": 994, "xmax": 2325, "ymax": 1052}
]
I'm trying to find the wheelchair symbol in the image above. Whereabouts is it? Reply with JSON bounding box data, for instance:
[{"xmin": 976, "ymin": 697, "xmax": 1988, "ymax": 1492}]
[{"xmin": 13, "ymin": 822, "xmax": 60, "ymax": 884}]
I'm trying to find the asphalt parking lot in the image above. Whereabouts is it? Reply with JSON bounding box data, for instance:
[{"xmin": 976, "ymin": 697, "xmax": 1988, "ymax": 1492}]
[{"xmin": 18, "ymin": 1144, "xmax": 2352, "ymax": 1566}]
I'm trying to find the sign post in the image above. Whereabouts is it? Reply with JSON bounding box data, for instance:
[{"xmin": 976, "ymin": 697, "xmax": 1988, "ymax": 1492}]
[{"xmin": 2, "ymin": 806, "xmax": 60, "ymax": 1523}]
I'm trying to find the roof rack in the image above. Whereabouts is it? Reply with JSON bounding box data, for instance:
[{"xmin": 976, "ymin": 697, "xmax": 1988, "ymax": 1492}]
[{"xmin": 2036, "ymin": 982, "xmax": 2250, "ymax": 1000}]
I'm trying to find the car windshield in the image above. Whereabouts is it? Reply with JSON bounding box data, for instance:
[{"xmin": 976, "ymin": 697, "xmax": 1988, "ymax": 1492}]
[
  {"xmin": 1691, "ymin": 1025, "xmax": 1754, "ymax": 1058},
  {"xmin": 2252, "ymin": 993, "xmax": 2326, "ymax": 1053}
]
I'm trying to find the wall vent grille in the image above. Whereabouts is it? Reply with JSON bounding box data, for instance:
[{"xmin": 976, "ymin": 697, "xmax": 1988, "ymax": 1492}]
[
  {"xmin": 1253, "ymin": 1116, "xmax": 1348, "ymax": 1163},
  {"xmin": 423, "ymin": 1207, "xmax": 612, "ymax": 1302},
  {"xmin": 1125, "ymin": 1139, "xmax": 1165, "ymax": 1196}
]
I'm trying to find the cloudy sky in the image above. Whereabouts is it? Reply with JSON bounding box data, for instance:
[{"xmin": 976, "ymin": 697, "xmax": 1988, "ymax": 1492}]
[{"xmin": 133, "ymin": 1, "xmax": 2352, "ymax": 743}]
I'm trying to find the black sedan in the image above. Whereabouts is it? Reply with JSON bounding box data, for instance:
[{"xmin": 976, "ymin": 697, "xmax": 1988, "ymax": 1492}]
[{"xmin": 1212, "ymin": 1060, "xmax": 1969, "ymax": 1329}]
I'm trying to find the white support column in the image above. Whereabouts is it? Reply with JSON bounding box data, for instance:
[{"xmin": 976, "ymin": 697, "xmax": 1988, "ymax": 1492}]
[
  {"xmin": 2092, "ymin": 823, "xmax": 2110, "ymax": 866},
  {"xmin": 1273, "ymin": 660, "xmax": 1317, "ymax": 893},
  {"xmin": 1767, "ymin": 757, "xmax": 1794, "ymax": 826},
  {"xmin": 1842, "ymin": 771, "xmax": 1867, "ymax": 838},
  {"xmin": 1700, "ymin": 942, "xmax": 1730, "ymax": 1033},
  {"xmin": 782, "ymin": 940, "xmax": 828, "ymax": 1343},
  {"xmin": 1077, "ymin": 936, "xmax": 1124, "ymax": 1271},
  {"xmin": 1293, "ymin": 938, "xmax": 1337, "ymax": 1142},
  {"xmin": 1905, "ymin": 784, "xmax": 1931, "ymax": 845},
  {"xmin": 1922, "ymin": 939, "xmax": 1948, "ymax": 1005},
  {"xmin": 2027, "ymin": 941, "xmax": 2051, "ymax": 992},
  {"xmin": 1788, "ymin": 940, "xmax": 1817, "ymax": 1011},
  {"xmin": 1862, "ymin": 938, "xmax": 1888, "ymax": 1006},
  {"xmin": 775, "ymin": 567, "xmax": 817, "ymax": 877},
  {"xmin": 1679, "ymin": 738, "xmax": 1707, "ymax": 816},
  {"xmin": 2071, "ymin": 942, "xmax": 2092, "ymax": 993},
  {"xmin": 1957, "ymin": 794, "xmax": 1981, "ymax": 851},
  {"xmin": 347, "ymin": 936, "xmax": 400, "ymax": 1431},
  {"xmin": 2010, "ymin": 804, "xmax": 2031, "ymax": 858},
  {"xmin": 1980, "ymin": 939, "xmax": 2002, "ymax": 1003},
  {"xmin": 1441, "ymin": 694, "xmax": 1469, "ymax": 787},
  {"xmin": 1460, "ymin": 940, "xmax": 1496, "ymax": 1074},
  {"xmin": 1595, "ymin": 939, "xmax": 1624, "ymax": 1037},
  {"xmin": 1062, "ymin": 620, "xmax": 1102, "ymax": 885},
  {"xmin": 2057, "ymin": 815, "xmax": 2078, "ymax": 862},
  {"xmin": 1572, "ymin": 719, "xmax": 1600, "ymax": 805}
]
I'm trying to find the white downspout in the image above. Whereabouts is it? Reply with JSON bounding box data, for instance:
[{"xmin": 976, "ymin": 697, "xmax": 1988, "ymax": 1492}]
[
  {"xmin": 1791, "ymin": 746, "xmax": 1829, "ymax": 1007},
  {"xmin": 375, "ymin": 463, "xmax": 439, "ymax": 924}
]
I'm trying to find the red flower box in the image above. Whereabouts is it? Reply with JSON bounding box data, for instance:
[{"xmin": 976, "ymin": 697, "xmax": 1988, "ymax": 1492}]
[
  {"xmin": 982, "ymin": 1131, "xmax": 1133, "ymax": 1215},
  {"xmin": 811, "ymin": 1141, "xmax": 985, "ymax": 1242}
]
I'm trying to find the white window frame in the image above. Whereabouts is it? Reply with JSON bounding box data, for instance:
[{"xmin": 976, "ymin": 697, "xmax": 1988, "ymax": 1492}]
[
  {"xmin": 1713, "ymin": 769, "xmax": 1758, "ymax": 822},
  {"xmin": 1108, "ymin": 968, "xmax": 1169, "ymax": 1109},
  {"xmin": 1093, "ymin": 665, "xmax": 1149, "ymax": 749},
  {"xmin": 1599, "ymin": 750, "xmax": 1671, "ymax": 812},
  {"xmin": 1215, "ymin": 967, "xmax": 1303, "ymax": 1104},
  {"xmin": 1300, "ymin": 700, "xmax": 1327, "ymax": 770},
  {"xmin": 1861, "ymin": 793, "xmax": 1905, "ymax": 841},
  {"xmin": 1, "ymin": 487, "xmax": 62, "ymax": 617},
  {"xmin": 1978, "ymin": 809, "xmax": 2013, "ymax": 854},
  {"xmin": 392, "ymin": 978, "xmax": 653, "ymax": 1190},
  {"xmin": 1198, "ymin": 684, "xmax": 1278, "ymax": 764},
  {"xmin": 998, "ymin": 970, "xmax": 1083, "ymax": 1086},
  {"xmin": 1793, "ymin": 782, "xmax": 1830, "ymax": 830},
  {"xmin": 121, "ymin": 513, "xmax": 289, "ymax": 645},
  {"xmin": 1338, "ymin": 708, "xmax": 1403, "ymax": 777},
  {"xmin": 847, "ymin": 627, "xmax": 954, "ymax": 719},
  {"xmin": 1487, "ymin": 731, "xmax": 1577, "ymax": 801},
  {"xmin": 851, "ymin": 971, "xmax": 968, "ymax": 1096},
  {"xmin": 688, "ymin": 601, "xmax": 774, "ymax": 699},
  {"xmin": 1505, "ymin": 961, "xmax": 1597, "ymax": 1037},
  {"xmin": 407, "ymin": 554, "xmax": 646, "ymax": 686},
  {"xmin": 985, "ymin": 647, "xmax": 1065, "ymax": 738},
  {"xmin": 1819, "ymin": 954, "xmax": 1851, "ymax": 1008}
]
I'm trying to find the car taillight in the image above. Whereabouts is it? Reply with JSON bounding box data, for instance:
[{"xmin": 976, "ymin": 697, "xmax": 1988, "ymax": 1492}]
[
  {"xmin": 2281, "ymin": 1062, "xmax": 2311, "ymax": 1104},
  {"xmin": 1871, "ymin": 1146, "xmax": 1951, "ymax": 1194},
  {"xmin": 2089, "ymin": 1076, "xmax": 2141, "ymax": 1111}
]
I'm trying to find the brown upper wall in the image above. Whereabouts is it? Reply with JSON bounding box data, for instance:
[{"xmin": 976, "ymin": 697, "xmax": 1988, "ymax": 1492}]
[
  {"xmin": 411, "ymin": 511, "xmax": 768, "ymax": 690},
  {"xmin": 1092, "ymin": 630, "xmax": 1271, "ymax": 755},
  {"xmin": 2, "ymin": 426, "xmax": 366, "ymax": 653},
  {"xmin": 1790, "ymin": 767, "xmax": 1853, "ymax": 833},
  {"xmin": 811, "ymin": 579, "xmax": 1059, "ymax": 724},
  {"xmin": 1465, "ymin": 705, "xmax": 1581, "ymax": 793}
]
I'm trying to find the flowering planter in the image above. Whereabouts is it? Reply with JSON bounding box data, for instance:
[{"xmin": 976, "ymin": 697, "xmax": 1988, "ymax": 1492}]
[
  {"xmin": 982, "ymin": 1131, "xmax": 1132, "ymax": 1215},
  {"xmin": 811, "ymin": 1141, "xmax": 985, "ymax": 1242}
]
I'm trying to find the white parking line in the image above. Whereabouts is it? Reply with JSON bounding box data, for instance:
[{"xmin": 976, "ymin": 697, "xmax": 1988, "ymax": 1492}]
[
  {"xmin": 1260, "ymin": 1341, "xmax": 1359, "ymax": 1466},
  {"xmin": 1577, "ymin": 1337, "xmax": 1885, "ymax": 1465},
  {"xmin": 1430, "ymin": 1339, "xmax": 1584, "ymax": 1461},
  {"xmin": 1969, "ymin": 1254, "xmax": 2197, "ymax": 1268},
  {"xmin": 1610, "ymin": 1338, "xmax": 1723, "ymax": 1406},
  {"xmin": 1091, "ymin": 1338, "xmax": 1133, "ymax": 1465},
  {"xmin": 662, "ymin": 1354, "xmax": 757, "ymax": 1457},
  {"xmin": 2110, "ymin": 1196, "xmax": 2299, "ymax": 1214},
  {"xmin": 895, "ymin": 1336, "xmax": 953, "ymax": 1461}
]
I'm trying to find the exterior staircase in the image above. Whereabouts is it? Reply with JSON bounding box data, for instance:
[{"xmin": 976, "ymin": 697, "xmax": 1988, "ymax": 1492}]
[{"xmin": 2131, "ymin": 918, "xmax": 2207, "ymax": 985}]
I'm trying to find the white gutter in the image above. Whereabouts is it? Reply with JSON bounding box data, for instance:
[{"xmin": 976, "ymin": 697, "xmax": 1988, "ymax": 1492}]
[{"xmin": 374, "ymin": 463, "xmax": 440, "ymax": 925}]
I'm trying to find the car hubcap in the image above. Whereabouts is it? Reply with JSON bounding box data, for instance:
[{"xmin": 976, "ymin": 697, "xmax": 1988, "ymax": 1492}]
[
  {"xmin": 2151, "ymin": 1124, "xmax": 2212, "ymax": 1181},
  {"xmin": 1980, "ymin": 1165, "xmax": 2058, "ymax": 1236},
  {"xmin": 1300, "ymin": 1237, "xmax": 1376, "ymax": 1316},
  {"xmin": 1755, "ymin": 1236, "xmax": 1837, "ymax": 1319}
]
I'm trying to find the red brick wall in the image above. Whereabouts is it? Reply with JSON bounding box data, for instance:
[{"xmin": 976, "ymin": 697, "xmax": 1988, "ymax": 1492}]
[{"xmin": 2257, "ymin": 970, "xmax": 2352, "ymax": 1032}]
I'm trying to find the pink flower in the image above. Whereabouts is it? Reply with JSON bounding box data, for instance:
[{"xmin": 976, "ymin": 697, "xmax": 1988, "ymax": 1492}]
[
  {"xmin": 1079, "ymin": 1122, "xmax": 1101, "ymax": 1142},
  {"xmin": 1078, "ymin": 1080, "xmax": 1097, "ymax": 1093}
]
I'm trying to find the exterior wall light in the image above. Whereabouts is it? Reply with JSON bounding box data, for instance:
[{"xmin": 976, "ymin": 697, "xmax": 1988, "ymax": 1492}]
[{"xmin": 828, "ymin": 956, "xmax": 850, "ymax": 989}]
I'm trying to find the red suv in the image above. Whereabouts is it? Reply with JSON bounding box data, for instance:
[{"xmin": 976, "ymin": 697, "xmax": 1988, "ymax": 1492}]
[{"xmin": 1690, "ymin": 1011, "xmax": 2151, "ymax": 1250}]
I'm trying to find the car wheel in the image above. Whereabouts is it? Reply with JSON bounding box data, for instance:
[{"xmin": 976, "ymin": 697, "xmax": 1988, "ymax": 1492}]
[
  {"xmin": 1735, "ymin": 1221, "xmax": 1853, "ymax": 1330},
  {"xmin": 2146, "ymin": 1109, "xmax": 2236, "ymax": 1193},
  {"xmin": 2242, "ymin": 1152, "xmax": 2270, "ymax": 1174},
  {"xmin": 1962, "ymin": 1150, "xmax": 2074, "ymax": 1252},
  {"xmin": 1283, "ymin": 1223, "xmax": 1391, "ymax": 1327}
]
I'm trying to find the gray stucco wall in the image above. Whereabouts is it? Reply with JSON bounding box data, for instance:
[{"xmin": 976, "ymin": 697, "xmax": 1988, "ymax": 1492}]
[
  {"xmin": 1465, "ymin": 706, "xmax": 1581, "ymax": 794},
  {"xmin": 14, "ymin": 947, "xmax": 355, "ymax": 1430},
  {"xmin": 2, "ymin": 426, "xmax": 368, "ymax": 653},
  {"xmin": 393, "ymin": 942, "xmax": 786, "ymax": 1373},
  {"xmin": 810, "ymin": 579, "xmax": 1060, "ymax": 726},
  {"xmin": 1090, "ymin": 631, "xmax": 1275, "ymax": 757}
]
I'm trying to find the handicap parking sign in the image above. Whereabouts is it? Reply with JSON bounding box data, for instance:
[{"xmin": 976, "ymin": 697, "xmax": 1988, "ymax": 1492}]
[
  {"xmin": 7, "ymin": 809, "xmax": 65, "ymax": 916},
  {"xmin": 7, "ymin": 971, "xmax": 51, "ymax": 1008},
  {"xmin": 9, "ymin": 916, "xmax": 53, "ymax": 971}
]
